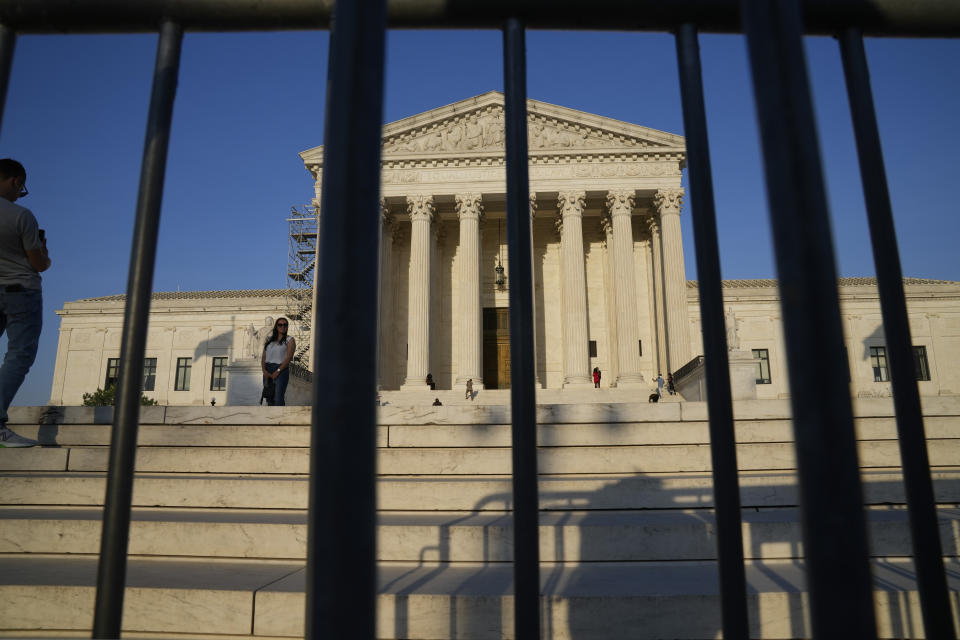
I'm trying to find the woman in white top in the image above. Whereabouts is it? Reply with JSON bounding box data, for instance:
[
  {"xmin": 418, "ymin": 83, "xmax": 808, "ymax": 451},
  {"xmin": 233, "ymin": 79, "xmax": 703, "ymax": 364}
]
[{"xmin": 261, "ymin": 317, "xmax": 296, "ymax": 405}]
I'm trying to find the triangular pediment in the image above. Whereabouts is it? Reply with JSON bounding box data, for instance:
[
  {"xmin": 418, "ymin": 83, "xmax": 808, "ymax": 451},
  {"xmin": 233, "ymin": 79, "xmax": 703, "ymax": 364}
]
[
  {"xmin": 381, "ymin": 91, "xmax": 684, "ymax": 156},
  {"xmin": 301, "ymin": 91, "xmax": 685, "ymax": 165}
]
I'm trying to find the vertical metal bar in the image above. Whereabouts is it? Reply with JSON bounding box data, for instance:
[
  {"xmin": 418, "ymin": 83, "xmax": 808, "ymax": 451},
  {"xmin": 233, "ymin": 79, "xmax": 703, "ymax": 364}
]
[
  {"xmin": 674, "ymin": 23, "xmax": 749, "ymax": 640},
  {"xmin": 838, "ymin": 27, "xmax": 955, "ymax": 639},
  {"xmin": 305, "ymin": 0, "xmax": 386, "ymax": 637},
  {"xmin": 503, "ymin": 17, "xmax": 541, "ymax": 640},
  {"xmin": 0, "ymin": 24, "xmax": 15, "ymax": 136},
  {"xmin": 93, "ymin": 20, "xmax": 183, "ymax": 639},
  {"xmin": 739, "ymin": 1, "xmax": 878, "ymax": 637}
]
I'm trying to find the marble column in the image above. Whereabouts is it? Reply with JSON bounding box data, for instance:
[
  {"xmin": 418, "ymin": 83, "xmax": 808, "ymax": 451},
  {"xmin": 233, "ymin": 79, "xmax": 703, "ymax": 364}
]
[
  {"xmin": 647, "ymin": 216, "xmax": 668, "ymax": 376},
  {"xmin": 529, "ymin": 194, "xmax": 542, "ymax": 388},
  {"xmin": 600, "ymin": 213, "xmax": 619, "ymax": 384},
  {"xmin": 308, "ymin": 205, "xmax": 321, "ymax": 372},
  {"xmin": 401, "ymin": 194, "xmax": 435, "ymax": 390},
  {"xmin": 455, "ymin": 193, "xmax": 484, "ymax": 389},
  {"xmin": 654, "ymin": 188, "xmax": 691, "ymax": 374},
  {"xmin": 557, "ymin": 191, "xmax": 592, "ymax": 387},
  {"xmin": 378, "ymin": 199, "xmax": 395, "ymax": 389},
  {"xmin": 607, "ymin": 190, "xmax": 645, "ymax": 387}
]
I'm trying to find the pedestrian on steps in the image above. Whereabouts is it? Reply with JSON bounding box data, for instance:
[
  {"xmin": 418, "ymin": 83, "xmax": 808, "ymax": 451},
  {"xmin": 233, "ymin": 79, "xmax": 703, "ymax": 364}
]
[
  {"xmin": 0, "ymin": 159, "xmax": 49, "ymax": 448},
  {"xmin": 261, "ymin": 317, "xmax": 295, "ymax": 406}
]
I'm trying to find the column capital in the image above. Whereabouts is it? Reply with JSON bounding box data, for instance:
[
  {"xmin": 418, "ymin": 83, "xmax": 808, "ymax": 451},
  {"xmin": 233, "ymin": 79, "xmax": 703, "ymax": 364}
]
[
  {"xmin": 529, "ymin": 193, "xmax": 538, "ymax": 220},
  {"xmin": 557, "ymin": 191, "xmax": 586, "ymax": 218},
  {"xmin": 556, "ymin": 190, "xmax": 585, "ymax": 233},
  {"xmin": 599, "ymin": 213, "xmax": 613, "ymax": 237},
  {"xmin": 406, "ymin": 194, "xmax": 436, "ymax": 222},
  {"xmin": 606, "ymin": 189, "xmax": 636, "ymax": 218},
  {"xmin": 380, "ymin": 197, "xmax": 394, "ymax": 226},
  {"xmin": 644, "ymin": 216, "xmax": 660, "ymax": 239},
  {"xmin": 653, "ymin": 188, "xmax": 684, "ymax": 217},
  {"xmin": 645, "ymin": 214, "xmax": 661, "ymax": 235},
  {"xmin": 454, "ymin": 193, "xmax": 484, "ymax": 221}
]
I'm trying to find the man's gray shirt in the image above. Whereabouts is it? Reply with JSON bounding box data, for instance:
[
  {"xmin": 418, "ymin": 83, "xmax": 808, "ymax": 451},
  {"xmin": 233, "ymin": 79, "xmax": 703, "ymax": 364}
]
[{"xmin": 0, "ymin": 197, "xmax": 43, "ymax": 290}]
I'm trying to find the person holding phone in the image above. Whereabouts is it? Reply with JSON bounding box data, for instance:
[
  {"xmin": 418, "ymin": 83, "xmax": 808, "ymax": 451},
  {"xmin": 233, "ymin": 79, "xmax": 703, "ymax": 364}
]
[{"xmin": 0, "ymin": 159, "xmax": 50, "ymax": 447}]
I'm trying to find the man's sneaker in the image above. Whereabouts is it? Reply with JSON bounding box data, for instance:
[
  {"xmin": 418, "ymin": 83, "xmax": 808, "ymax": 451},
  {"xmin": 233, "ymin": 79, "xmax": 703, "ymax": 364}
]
[{"xmin": 0, "ymin": 426, "xmax": 38, "ymax": 448}]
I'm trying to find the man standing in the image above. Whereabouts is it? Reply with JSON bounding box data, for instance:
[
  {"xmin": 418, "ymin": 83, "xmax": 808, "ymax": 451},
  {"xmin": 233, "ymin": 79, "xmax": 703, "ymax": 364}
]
[{"xmin": 0, "ymin": 159, "xmax": 50, "ymax": 447}]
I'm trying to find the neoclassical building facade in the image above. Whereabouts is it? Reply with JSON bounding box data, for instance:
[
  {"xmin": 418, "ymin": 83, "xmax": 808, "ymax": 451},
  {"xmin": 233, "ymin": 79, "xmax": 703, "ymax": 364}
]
[
  {"xmin": 48, "ymin": 93, "xmax": 960, "ymax": 405},
  {"xmin": 301, "ymin": 91, "xmax": 692, "ymax": 391}
]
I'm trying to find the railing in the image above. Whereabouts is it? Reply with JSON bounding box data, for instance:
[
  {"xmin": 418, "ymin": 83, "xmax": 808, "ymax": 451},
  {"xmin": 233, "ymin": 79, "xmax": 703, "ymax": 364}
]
[
  {"xmin": 672, "ymin": 354, "xmax": 705, "ymax": 383},
  {"xmin": 1, "ymin": 2, "xmax": 956, "ymax": 639}
]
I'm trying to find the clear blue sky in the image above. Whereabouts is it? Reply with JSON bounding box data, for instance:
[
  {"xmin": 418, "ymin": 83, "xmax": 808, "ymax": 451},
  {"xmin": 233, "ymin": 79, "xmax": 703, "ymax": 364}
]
[{"xmin": 2, "ymin": 30, "xmax": 957, "ymax": 406}]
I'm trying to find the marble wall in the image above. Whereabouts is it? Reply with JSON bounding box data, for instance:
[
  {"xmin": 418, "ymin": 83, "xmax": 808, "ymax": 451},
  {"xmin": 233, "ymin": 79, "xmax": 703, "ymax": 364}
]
[{"xmin": 51, "ymin": 294, "xmax": 291, "ymax": 406}]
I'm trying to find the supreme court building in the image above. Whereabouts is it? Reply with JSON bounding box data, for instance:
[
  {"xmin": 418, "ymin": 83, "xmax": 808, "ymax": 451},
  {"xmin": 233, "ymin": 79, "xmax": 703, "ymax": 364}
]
[
  {"xmin": 304, "ymin": 91, "xmax": 690, "ymax": 391},
  {"xmin": 50, "ymin": 93, "xmax": 960, "ymax": 405}
]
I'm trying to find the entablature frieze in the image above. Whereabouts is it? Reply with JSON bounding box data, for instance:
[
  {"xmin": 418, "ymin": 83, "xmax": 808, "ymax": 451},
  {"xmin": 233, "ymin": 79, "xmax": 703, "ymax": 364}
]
[
  {"xmin": 380, "ymin": 150, "xmax": 685, "ymax": 169},
  {"xmin": 304, "ymin": 157, "xmax": 684, "ymax": 186},
  {"xmin": 378, "ymin": 161, "xmax": 682, "ymax": 198}
]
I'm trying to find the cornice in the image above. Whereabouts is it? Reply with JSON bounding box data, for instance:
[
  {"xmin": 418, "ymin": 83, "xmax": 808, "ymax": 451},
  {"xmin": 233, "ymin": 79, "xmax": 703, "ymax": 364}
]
[{"xmin": 300, "ymin": 91, "xmax": 687, "ymax": 173}]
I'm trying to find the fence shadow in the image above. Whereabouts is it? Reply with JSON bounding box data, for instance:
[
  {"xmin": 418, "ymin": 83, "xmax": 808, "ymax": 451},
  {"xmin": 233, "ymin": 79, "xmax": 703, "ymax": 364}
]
[{"xmin": 384, "ymin": 468, "xmax": 960, "ymax": 639}]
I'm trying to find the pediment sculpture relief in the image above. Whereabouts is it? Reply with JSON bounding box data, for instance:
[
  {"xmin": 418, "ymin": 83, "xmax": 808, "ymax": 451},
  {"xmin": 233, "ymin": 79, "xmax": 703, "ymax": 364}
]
[
  {"xmin": 382, "ymin": 108, "xmax": 653, "ymax": 155},
  {"xmin": 383, "ymin": 110, "xmax": 505, "ymax": 154}
]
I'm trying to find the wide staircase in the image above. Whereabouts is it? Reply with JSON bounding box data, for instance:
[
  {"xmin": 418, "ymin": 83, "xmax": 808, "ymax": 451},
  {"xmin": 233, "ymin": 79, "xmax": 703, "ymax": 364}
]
[{"xmin": 1, "ymin": 397, "xmax": 959, "ymax": 639}]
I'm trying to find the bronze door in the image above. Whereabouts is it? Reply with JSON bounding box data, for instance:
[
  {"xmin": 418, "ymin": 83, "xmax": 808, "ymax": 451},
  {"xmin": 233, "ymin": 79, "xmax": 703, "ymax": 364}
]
[{"xmin": 483, "ymin": 308, "xmax": 511, "ymax": 389}]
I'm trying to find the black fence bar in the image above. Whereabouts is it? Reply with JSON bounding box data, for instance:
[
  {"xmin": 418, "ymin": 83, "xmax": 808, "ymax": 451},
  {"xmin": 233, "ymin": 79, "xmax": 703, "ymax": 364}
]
[
  {"xmin": 304, "ymin": 0, "xmax": 387, "ymax": 637},
  {"xmin": 740, "ymin": 1, "xmax": 878, "ymax": 637},
  {"xmin": 92, "ymin": 20, "xmax": 183, "ymax": 639},
  {"xmin": 0, "ymin": 23, "xmax": 14, "ymax": 135},
  {"xmin": 674, "ymin": 23, "xmax": 749, "ymax": 640},
  {"xmin": 2, "ymin": 0, "xmax": 959, "ymax": 36},
  {"xmin": 502, "ymin": 17, "xmax": 541, "ymax": 640},
  {"xmin": 838, "ymin": 27, "xmax": 956, "ymax": 639}
]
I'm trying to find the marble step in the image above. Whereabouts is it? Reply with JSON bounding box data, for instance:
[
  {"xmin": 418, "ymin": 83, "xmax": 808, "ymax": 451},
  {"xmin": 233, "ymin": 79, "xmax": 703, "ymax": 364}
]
[
  {"xmin": 3, "ymin": 469, "xmax": 960, "ymax": 511},
  {"xmin": 2, "ymin": 439, "xmax": 959, "ymax": 475},
  {"xmin": 1, "ymin": 506, "xmax": 957, "ymax": 562},
  {"xmin": 7, "ymin": 415, "xmax": 960, "ymax": 448},
  {"xmin": 7, "ymin": 396, "xmax": 960, "ymax": 430},
  {"xmin": 0, "ymin": 555, "xmax": 955, "ymax": 639}
]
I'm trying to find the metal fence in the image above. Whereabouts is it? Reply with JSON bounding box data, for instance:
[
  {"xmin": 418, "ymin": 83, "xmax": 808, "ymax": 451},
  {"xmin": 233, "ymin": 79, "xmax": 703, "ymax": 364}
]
[{"xmin": 1, "ymin": 1, "xmax": 957, "ymax": 639}]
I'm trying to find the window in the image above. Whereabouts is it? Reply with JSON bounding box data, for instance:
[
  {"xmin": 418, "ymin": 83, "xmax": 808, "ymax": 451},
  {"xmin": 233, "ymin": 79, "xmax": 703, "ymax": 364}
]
[
  {"xmin": 142, "ymin": 358, "xmax": 157, "ymax": 391},
  {"xmin": 174, "ymin": 357, "xmax": 192, "ymax": 391},
  {"xmin": 210, "ymin": 357, "xmax": 228, "ymax": 391},
  {"xmin": 638, "ymin": 340, "xmax": 643, "ymax": 357},
  {"xmin": 107, "ymin": 357, "xmax": 157, "ymax": 391},
  {"xmin": 752, "ymin": 349, "xmax": 771, "ymax": 384},
  {"xmin": 588, "ymin": 340, "xmax": 597, "ymax": 358},
  {"xmin": 870, "ymin": 346, "xmax": 889, "ymax": 382},
  {"xmin": 105, "ymin": 358, "xmax": 120, "ymax": 388},
  {"xmin": 913, "ymin": 345, "xmax": 931, "ymax": 381}
]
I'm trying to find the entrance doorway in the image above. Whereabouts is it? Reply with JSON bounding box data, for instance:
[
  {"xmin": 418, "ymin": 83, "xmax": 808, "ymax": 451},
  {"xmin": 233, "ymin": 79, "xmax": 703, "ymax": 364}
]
[{"xmin": 483, "ymin": 307, "xmax": 511, "ymax": 389}]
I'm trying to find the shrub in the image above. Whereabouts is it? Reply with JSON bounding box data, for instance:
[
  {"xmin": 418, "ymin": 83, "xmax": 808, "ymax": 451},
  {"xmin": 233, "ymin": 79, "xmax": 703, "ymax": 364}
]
[{"xmin": 82, "ymin": 384, "xmax": 158, "ymax": 407}]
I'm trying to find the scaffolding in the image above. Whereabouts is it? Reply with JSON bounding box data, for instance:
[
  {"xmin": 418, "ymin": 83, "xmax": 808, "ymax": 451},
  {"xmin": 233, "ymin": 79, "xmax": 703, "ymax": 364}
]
[{"xmin": 286, "ymin": 205, "xmax": 318, "ymax": 371}]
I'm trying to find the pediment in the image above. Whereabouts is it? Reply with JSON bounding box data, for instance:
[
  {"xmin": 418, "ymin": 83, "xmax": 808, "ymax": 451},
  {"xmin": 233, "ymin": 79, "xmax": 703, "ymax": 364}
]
[
  {"xmin": 301, "ymin": 91, "xmax": 685, "ymax": 167},
  {"xmin": 381, "ymin": 91, "xmax": 684, "ymax": 156}
]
